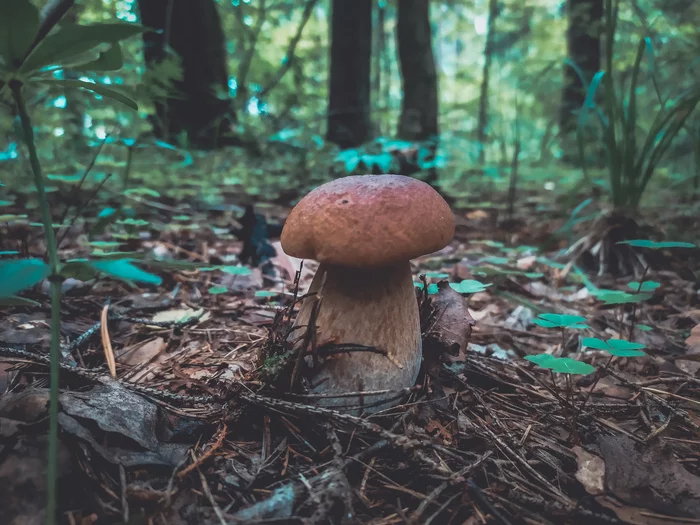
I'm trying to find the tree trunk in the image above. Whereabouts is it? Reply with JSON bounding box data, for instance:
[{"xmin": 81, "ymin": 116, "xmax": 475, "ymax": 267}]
[
  {"xmin": 476, "ymin": 0, "xmax": 499, "ymax": 164},
  {"xmin": 137, "ymin": 0, "xmax": 236, "ymax": 149},
  {"xmin": 396, "ymin": 0, "xmax": 438, "ymax": 142},
  {"xmin": 560, "ymin": 0, "xmax": 603, "ymax": 135},
  {"xmin": 326, "ymin": 0, "xmax": 372, "ymax": 149}
]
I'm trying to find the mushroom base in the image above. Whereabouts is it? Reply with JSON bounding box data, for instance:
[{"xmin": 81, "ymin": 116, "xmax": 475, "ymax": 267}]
[{"xmin": 291, "ymin": 261, "xmax": 422, "ymax": 414}]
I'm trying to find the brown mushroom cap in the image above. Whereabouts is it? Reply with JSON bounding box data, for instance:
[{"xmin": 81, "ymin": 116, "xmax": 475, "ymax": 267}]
[{"xmin": 281, "ymin": 174, "xmax": 454, "ymax": 268}]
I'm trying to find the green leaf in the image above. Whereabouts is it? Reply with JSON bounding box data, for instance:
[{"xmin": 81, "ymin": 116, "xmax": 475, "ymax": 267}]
[
  {"xmin": 60, "ymin": 259, "xmax": 99, "ymax": 281},
  {"xmin": 593, "ymin": 289, "xmax": 652, "ymax": 305},
  {"xmin": 548, "ymin": 357, "xmax": 595, "ymax": 375},
  {"xmin": 425, "ymin": 272, "xmax": 450, "ymax": 279},
  {"xmin": 0, "ymin": 0, "xmax": 39, "ymax": 68},
  {"xmin": 124, "ymin": 187, "xmax": 161, "ymax": 198},
  {"xmin": 0, "ymin": 251, "xmax": 20, "ymax": 255},
  {"xmin": 635, "ymin": 324, "xmax": 653, "ymax": 332},
  {"xmin": 220, "ymin": 265, "xmax": 252, "ymax": 276},
  {"xmin": 40, "ymin": 79, "xmax": 138, "ymax": 110},
  {"xmin": 89, "ymin": 259, "xmax": 162, "ymax": 285},
  {"xmin": 0, "ymin": 295, "xmax": 41, "ymax": 307},
  {"xmin": 617, "ymin": 240, "xmax": 696, "ymax": 249},
  {"xmin": 71, "ymin": 43, "xmax": 124, "ymax": 71},
  {"xmin": 533, "ymin": 313, "xmax": 588, "ymax": 329},
  {"xmin": 524, "ymin": 353, "xmax": 558, "ymax": 368},
  {"xmin": 627, "ymin": 280, "xmax": 660, "ymax": 292},
  {"xmin": 582, "ymin": 337, "xmax": 646, "ymax": 357},
  {"xmin": 208, "ymin": 286, "xmax": 227, "ymax": 295},
  {"xmin": 0, "ymin": 200, "xmax": 13, "ymax": 206},
  {"xmin": 482, "ymin": 256, "xmax": 509, "ymax": 265},
  {"xmin": 20, "ymin": 21, "xmax": 147, "ymax": 73},
  {"xmin": 88, "ymin": 241, "xmax": 122, "ymax": 249},
  {"xmin": 0, "ymin": 258, "xmax": 50, "ymax": 297},
  {"xmin": 255, "ymin": 290, "xmax": 279, "ymax": 297},
  {"xmin": 450, "ymin": 279, "xmax": 491, "ymax": 294}
]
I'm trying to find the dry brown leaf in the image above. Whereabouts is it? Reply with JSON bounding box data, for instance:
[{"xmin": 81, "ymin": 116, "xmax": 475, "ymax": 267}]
[
  {"xmin": 572, "ymin": 446, "xmax": 605, "ymax": 496},
  {"xmin": 150, "ymin": 307, "xmax": 209, "ymax": 325},
  {"xmin": 424, "ymin": 281, "xmax": 475, "ymax": 357},
  {"xmin": 116, "ymin": 337, "xmax": 166, "ymax": 366}
]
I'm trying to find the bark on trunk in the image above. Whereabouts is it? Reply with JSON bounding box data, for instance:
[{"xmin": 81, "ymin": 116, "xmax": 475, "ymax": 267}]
[
  {"xmin": 396, "ymin": 0, "xmax": 438, "ymax": 142},
  {"xmin": 326, "ymin": 0, "xmax": 372, "ymax": 148},
  {"xmin": 560, "ymin": 0, "xmax": 603, "ymax": 135},
  {"xmin": 476, "ymin": 0, "xmax": 499, "ymax": 164},
  {"xmin": 137, "ymin": 0, "xmax": 236, "ymax": 149}
]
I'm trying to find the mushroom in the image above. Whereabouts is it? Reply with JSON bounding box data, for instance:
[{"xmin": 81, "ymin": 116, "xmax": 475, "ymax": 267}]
[{"xmin": 280, "ymin": 174, "xmax": 454, "ymax": 413}]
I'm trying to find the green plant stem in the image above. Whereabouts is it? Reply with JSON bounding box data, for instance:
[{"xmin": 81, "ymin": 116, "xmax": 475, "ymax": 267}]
[
  {"xmin": 10, "ymin": 79, "xmax": 62, "ymax": 525},
  {"xmin": 628, "ymin": 263, "xmax": 649, "ymax": 340},
  {"xmin": 575, "ymin": 354, "xmax": 614, "ymax": 421}
]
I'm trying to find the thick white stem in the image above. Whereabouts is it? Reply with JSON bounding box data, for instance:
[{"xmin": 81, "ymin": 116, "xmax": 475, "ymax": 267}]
[{"xmin": 291, "ymin": 261, "xmax": 421, "ymax": 413}]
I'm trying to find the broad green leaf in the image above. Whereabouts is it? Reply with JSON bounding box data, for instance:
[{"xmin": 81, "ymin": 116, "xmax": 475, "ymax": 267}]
[
  {"xmin": 0, "ymin": 251, "xmax": 19, "ymax": 255},
  {"xmin": 117, "ymin": 218, "xmax": 149, "ymax": 227},
  {"xmin": 524, "ymin": 354, "xmax": 558, "ymax": 368},
  {"xmin": 89, "ymin": 259, "xmax": 162, "ymax": 285},
  {"xmin": 548, "ymin": 358, "xmax": 595, "ymax": 375},
  {"xmin": 0, "ymin": 200, "xmax": 13, "ymax": 206},
  {"xmin": 533, "ymin": 313, "xmax": 588, "ymax": 329},
  {"xmin": 60, "ymin": 259, "xmax": 98, "ymax": 281},
  {"xmin": 450, "ymin": 279, "xmax": 491, "ymax": 294},
  {"xmin": 593, "ymin": 289, "xmax": 652, "ymax": 305},
  {"xmin": 40, "ymin": 79, "xmax": 138, "ymax": 110},
  {"xmin": 72, "ymin": 43, "xmax": 124, "ymax": 71},
  {"xmin": 208, "ymin": 286, "xmax": 227, "ymax": 295},
  {"xmin": 0, "ymin": 258, "xmax": 50, "ymax": 297},
  {"xmin": 47, "ymin": 173, "xmax": 83, "ymax": 183},
  {"xmin": 482, "ymin": 256, "xmax": 509, "ymax": 265},
  {"xmin": 635, "ymin": 324, "xmax": 653, "ymax": 332},
  {"xmin": 0, "ymin": 0, "xmax": 39, "ymax": 68},
  {"xmin": 88, "ymin": 241, "xmax": 122, "ymax": 249},
  {"xmin": 220, "ymin": 265, "xmax": 252, "ymax": 276},
  {"xmin": 627, "ymin": 280, "xmax": 660, "ymax": 292},
  {"xmin": 20, "ymin": 21, "xmax": 147, "ymax": 73},
  {"xmin": 582, "ymin": 337, "xmax": 646, "ymax": 357}
]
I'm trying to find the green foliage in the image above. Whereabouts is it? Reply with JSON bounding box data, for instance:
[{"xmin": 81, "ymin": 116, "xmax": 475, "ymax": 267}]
[
  {"xmin": 524, "ymin": 354, "xmax": 595, "ymax": 375},
  {"xmin": 577, "ymin": 0, "xmax": 700, "ymax": 211},
  {"xmin": 532, "ymin": 313, "xmax": 588, "ymax": 329},
  {"xmin": 450, "ymin": 279, "xmax": 491, "ymax": 294},
  {"xmin": 208, "ymin": 286, "xmax": 228, "ymax": 295},
  {"xmin": 0, "ymin": 258, "xmax": 50, "ymax": 297},
  {"xmin": 582, "ymin": 337, "xmax": 646, "ymax": 357},
  {"xmin": 626, "ymin": 280, "xmax": 660, "ymax": 292},
  {"xmin": 591, "ymin": 289, "xmax": 652, "ymax": 305},
  {"xmin": 617, "ymin": 240, "xmax": 696, "ymax": 249}
]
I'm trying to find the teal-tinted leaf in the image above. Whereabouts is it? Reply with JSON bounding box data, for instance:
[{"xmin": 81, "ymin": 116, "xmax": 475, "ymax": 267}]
[
  {"xmin": 220, "ymin": 265, "xmax": 252, "ymax": 276},
  {"xmin": 173, "ymin": 215, "xmax": 191, "ymax": 221},
  {"xmin": 427, "ymin": 283, "xmax": 439, "ymax": 294},
  {"xmin": 0, "ymin": 251, "xmax": 19, "ymax": 255},
  {"xmin": 47, "ymin": 173, "xmax": 83, "ymax": 183},
  {"xmin": 20, "ymin": 21, "xmax": 146, "ymax": 73},
  {"xmin": 450, "ymin": 279, "xmax": 491, "ymax": 294},
  {"xmin": 635, "ymin": 324, "xmax": 653, "ymax": 332},
  {"xmin": 593, "ymin": 289, "xmax": 652, "ymax": 305},
  {"xmin": 0, "ymin": 258, "xmax": 50, "ymax": 297},
  {"xmin": 533, "ymin": 313, "xmax": 588, "ymax": 329},
  {"xmin": 208, "ymin": 286, "xmax": 227, "ymax": 295},
  {"xmin": 0, "ymin": 0, "xmax": 39, "ymax": 68},
  {"xmin": 482, "ymin": 256, "xmax": 509, "ymax": 265},
  {"xmin": 124, "ymin": 187, "xmax": 160, "ymax": 198},
  {"xmin": 89, "ymin": 259, "xmax": 162, "ymax": 285},
  {"xmin": 117, "ymin": 218, "xmax": 149, "ymax": 227},
  {"xmin": 98, "ymin": 207, "xmax": 117, "ymax": 218},
  {"xmin": 581, "ymin": 337, "xmax": 610, "ymax": 350},
  {"xmin": 255, "ymin": 290, "xmax": 279, "ymax": 297},
  {"xmin": 40, "ymin": 79, "xmax": 138, "ymax": 110},
  {"xmin": 413, "ymin": 281, "xmax": 424, "ymax": 289},
  {"xmin": 88, "ymin": 241, "xmax": 121, "ymax": 249},
  {"xmin": 617, "ymin": 240, "xmax": 695, "ymax": 249},
  {"xmin": 548, "ymin": 358, "xmax": 595, "ymax": 375},
  {"xmin": 0, "ymin": 200, "xmax": 13, "ymax": 206},
  {"xmin": 627, "ymin": 280, "xmax": 660, "ymax": 292},
  {"xmin": 524, "ymin": 353, "xmax": 558, "ymax": 368},
  {"xmin": 0, "ymin": 214, "xmax": 29, "ymax": 221},
  {"xmin": 425, "ymin": 272, "xmax": 450, "ymax": 279}
]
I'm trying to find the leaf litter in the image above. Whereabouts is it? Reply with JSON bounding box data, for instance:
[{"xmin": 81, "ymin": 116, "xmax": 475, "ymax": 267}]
[{"xmin": 0, "ymin": 199, "xmax": 699, "ymax": 525}]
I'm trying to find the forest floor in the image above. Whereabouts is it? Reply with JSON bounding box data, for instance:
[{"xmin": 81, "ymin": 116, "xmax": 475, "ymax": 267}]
[{"xmin": 0, "ymin": 187, "xmax": 699, "ymax": 525}]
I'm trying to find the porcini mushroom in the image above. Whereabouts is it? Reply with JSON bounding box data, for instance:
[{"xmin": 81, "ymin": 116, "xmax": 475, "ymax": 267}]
[{"xmin": 280, "ymin": 174, "xmax": 454, "ymax": 413}]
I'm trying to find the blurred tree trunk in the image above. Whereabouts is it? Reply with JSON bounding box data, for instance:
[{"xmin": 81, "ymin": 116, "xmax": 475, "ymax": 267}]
[
  {"xmin": 372, "ymin": 2, "xmax": 386, "ymax": 136},
  {"xmin": 560, "ymin": 0, "xmax": 603, "ymax": 135},
  {"xmin": 396, "ymin": 0, "xmax": 438, "ymax": 185},
  {"xmin": 476, "ymin": 0, "xmax": 499, "ymax": 164},
  {"xmin": 137, "ymin": 0, "xmax": 237, "ymax": 149},
  {"xmin": 327, "ymin": 0, "xmax": 372, "ymax": 148},
  {"xmin": 396, "ymin": 0, "xmax": 438, "ymax": 142}
]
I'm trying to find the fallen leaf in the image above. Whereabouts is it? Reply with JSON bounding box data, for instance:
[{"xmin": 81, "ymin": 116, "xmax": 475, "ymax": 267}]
[
  {"xmin": 116, "ymin": 337, "xmax": 166, "ymax": 366},
  {"xmin": 423, "ymin": 281, "xmax": 475, "ymax": 357},
  {"xmin": 572, "ymin": 446, "xmax": 605, "ymax": 495}
]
